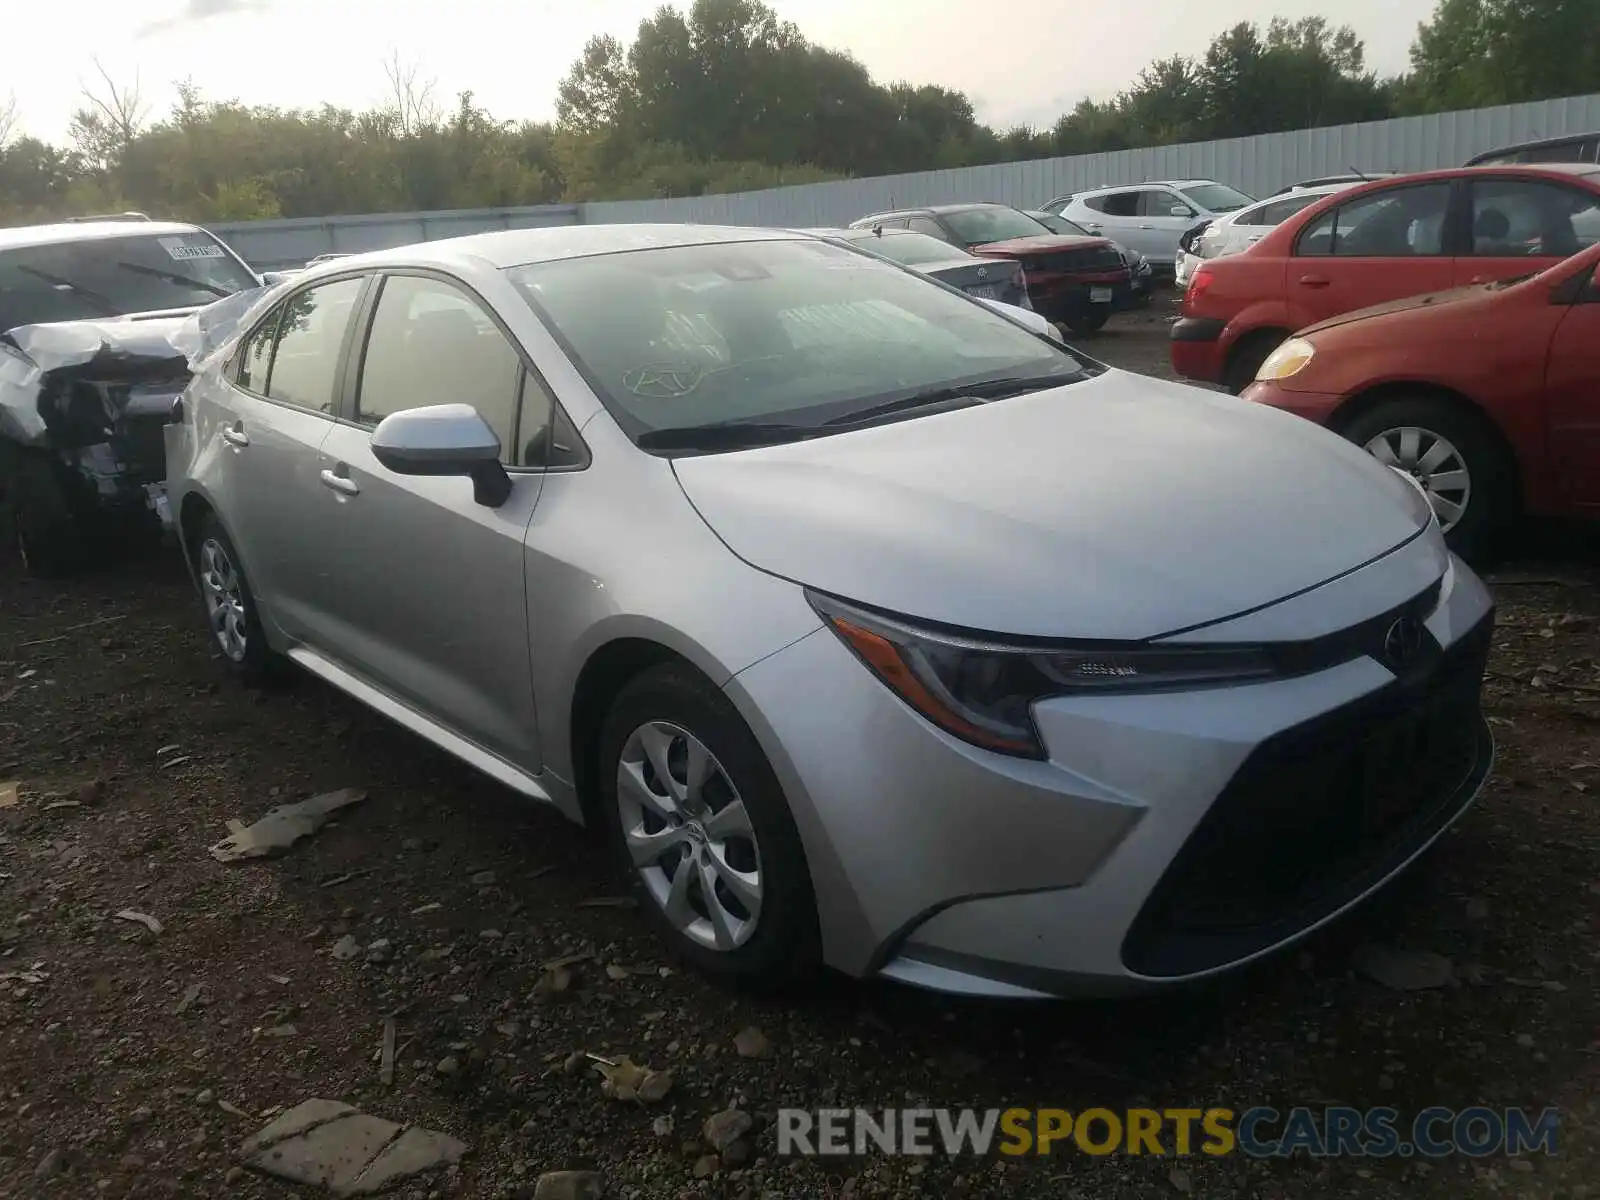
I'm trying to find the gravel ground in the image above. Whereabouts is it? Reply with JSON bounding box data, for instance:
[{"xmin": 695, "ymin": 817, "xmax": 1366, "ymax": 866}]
[{"xmin": 2, "ymin": 298, "xmax": 1598, "ymax": 1199}]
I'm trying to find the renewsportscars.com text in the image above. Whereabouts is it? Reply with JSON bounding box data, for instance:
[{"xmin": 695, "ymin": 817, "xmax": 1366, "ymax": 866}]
[{"xmin": 777, "ymin": 1106, "xmax": 1560, "ymax": 1159}]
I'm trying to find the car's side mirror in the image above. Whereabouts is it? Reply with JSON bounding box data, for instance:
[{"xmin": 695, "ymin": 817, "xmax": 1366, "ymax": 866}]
[
  {"xmin": 260, "ymin": 271, "xmax": 289, "ymax": 285},
  {"xmin": 370, "ymin": 403, "xmax": 512, "ymax": 507},
  {"xmin": 1171, "ymin": 205, "xmax": 1195, "ymax": 218}
]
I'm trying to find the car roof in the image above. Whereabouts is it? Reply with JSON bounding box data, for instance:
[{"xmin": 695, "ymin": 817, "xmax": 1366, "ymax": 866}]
[
  {"xmin": 301, "ymin": 224, "xmax": 808, "ymax": 273},
  {"xmin": 0, "ymin": 219, "xmax": 208, "ymax": 251},
  {"xmin": 1466, "ymin": 131, "xmax": 1600, "ymax": 160}
]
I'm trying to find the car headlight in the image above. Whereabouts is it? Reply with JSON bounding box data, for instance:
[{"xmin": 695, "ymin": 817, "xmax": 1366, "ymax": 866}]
[
  {"xmin": 808, "ymin": 591, "xmax": 1277, "ymax": 759},
  {"xmin": 1255, "ymin": 337, "xmax": 1316, "ymax": 382}
]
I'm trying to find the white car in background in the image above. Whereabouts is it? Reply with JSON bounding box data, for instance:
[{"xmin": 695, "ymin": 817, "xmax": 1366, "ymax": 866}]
[
  {"xmin": 1174, "ymin": 181, "xmax": 1363, "ymax": 289},
  {"xmin": 1048, "ymin": 179, "xmax": 1256, "ymax": 270}
]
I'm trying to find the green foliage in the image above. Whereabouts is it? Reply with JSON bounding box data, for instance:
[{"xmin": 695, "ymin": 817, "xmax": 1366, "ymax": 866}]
[{"xmin": 0, "ymin": 0, "xmax": 1596, "ymax": 226}]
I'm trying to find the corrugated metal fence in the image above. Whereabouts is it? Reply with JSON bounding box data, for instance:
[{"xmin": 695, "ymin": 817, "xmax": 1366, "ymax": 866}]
[{"xmin": 216, "ymin": 92, "xmax": 1600, "ymax": 268}]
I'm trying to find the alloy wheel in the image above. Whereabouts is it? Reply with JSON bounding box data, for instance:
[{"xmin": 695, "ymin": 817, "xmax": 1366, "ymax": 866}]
[
  {"xmin": 1364, "ymin": 425, "xmax": 1471, "ymax": 533},
  {"xmin": 615, "ymin": 720, "xmax": 763, "ymax": 952},
  {"xmin": 198, "ymin": 536, "xmax": 249, "ymax": 662}
]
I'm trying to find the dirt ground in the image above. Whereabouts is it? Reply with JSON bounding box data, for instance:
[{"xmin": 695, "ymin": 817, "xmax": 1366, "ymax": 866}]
[{"xmin": 2, "ymin": 301, "xmax": 1598, "ymax": 1199}]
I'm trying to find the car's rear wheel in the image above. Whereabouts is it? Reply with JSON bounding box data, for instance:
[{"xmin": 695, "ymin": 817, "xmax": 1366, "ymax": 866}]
[
  {"xmin": 1223, "ymin": 330, "xmax": 1288, "ymax": 394},
  {"xmin": 1340, "ymin": 398, "xmax": 1515, "ymax": 561},
  {"xmin": 1061, "ymin": 307, "xmax": 1110, "ymax": 335},
  {"xmin": 597, "ymin": 663, "xmax": 819, "ymax": 988},
  {"xmin": 193, "ymin": 513, "xmax": 278, "ymax": 682}
]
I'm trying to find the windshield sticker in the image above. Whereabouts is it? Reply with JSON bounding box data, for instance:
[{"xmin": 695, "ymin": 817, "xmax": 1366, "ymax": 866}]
[{"xmin": 159, "ymin": 238, "xmax": 228, "ymax": 262}]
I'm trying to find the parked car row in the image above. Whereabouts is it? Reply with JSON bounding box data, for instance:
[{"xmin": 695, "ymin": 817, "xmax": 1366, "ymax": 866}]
[{"xmin": 1171, "ymin": 160, "xmax": 1600, "ymax": 557}]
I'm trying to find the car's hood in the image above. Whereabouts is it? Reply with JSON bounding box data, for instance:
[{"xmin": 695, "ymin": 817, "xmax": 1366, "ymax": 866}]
[
  {"xmin": 1300, "ymin": 282, "xmax": 1506, "ymax": 336},
  {"xmin": 969, "ymin": 234, "xmax": 1111, "ymax": 256},
  {"xmin": 672, "ymin": 371, "xmax": 1432, "ymax": 640}
]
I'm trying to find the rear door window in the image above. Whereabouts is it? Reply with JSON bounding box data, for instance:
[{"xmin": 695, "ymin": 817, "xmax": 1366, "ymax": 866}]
[
  {"xmin": 1296, "ymin": 183, "xmax": 1453, "ymax": 257},
  {"xmin": 261, "ymin": 277, "xmax": 365, "ymax": 413},
  {"xmin": 1087, "ymin": 192, "xmax": 1140, "ymax": 217},
  {"xmin": 1468, "ymin": 179, "xmax": 1600, "ymax": 256}
]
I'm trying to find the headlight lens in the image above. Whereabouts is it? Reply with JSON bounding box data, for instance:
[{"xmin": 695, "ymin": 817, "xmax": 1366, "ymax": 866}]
[
  {"xmin": 809, "ymin": 592, "xmax": 1277, "ymax": 759},
  {"xmin": 1255, "ymin": 337, "xmax": 1316, "ymax": 382}
]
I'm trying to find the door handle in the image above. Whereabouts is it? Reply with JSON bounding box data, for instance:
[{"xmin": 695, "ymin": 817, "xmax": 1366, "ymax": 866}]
[
  {"xmin": 1468, "ymin": 274, "xmax": 1490, "ymax": 284},
  {"xmin": 220, "ymin": 424, "xmax": 249, "ymax": 448},
  {"xmin": 1138, "ymin": 224, "xmax": 1155, "ymax": 230},
  {"xmin": 1084, "ymin": 223, "xmax": 1102, "ymax": 231},
  {"xmin": 1247, "ymin": 234, "xmax": 1264, "ymax": 243},
  {"xmin": 319, "ymin": 467, "xmax": 360, "ymax": 497},
  {"xmin": 1298, "ymin": 274, "xmax": 1331, "ymax": 288}
]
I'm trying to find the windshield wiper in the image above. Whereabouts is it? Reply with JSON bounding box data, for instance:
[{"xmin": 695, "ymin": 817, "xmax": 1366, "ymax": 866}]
[
  {"xmin": 115, "ymin": 260, "xmax": 234, "ymax": 299},
  {"xmin": 822, "ymin": 373, "xmax": 1075, "ymax": 427},
  {"xmin": 12, "ymin": 265, "xmax": 121, "ymax": 316},
  {"xmin": 636, "ymin": 421, "xmax": 822, "ymax": 451}
]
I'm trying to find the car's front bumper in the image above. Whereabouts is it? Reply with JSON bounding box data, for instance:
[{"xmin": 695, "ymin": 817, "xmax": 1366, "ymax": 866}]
[
  {"xmin": 725, "ymin": 536, "xmax": 1494, "ymax": 997},
  {"xmin": 1240, "ymin": 380, "xmax": 1344, "ymax": 425}
]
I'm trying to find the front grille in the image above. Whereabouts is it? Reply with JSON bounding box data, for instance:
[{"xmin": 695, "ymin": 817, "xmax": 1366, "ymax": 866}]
[
  {"xmin": 1034, "ymin": 247, "xmax": 1124, "ymax": 273},
  {"xmin": 1122, "ymin": 611, "xmax": 1494, "ymax": 979}
]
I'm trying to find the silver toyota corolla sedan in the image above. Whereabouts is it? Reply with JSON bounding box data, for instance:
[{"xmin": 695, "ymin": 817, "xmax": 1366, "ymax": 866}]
[{"xmin": 165, "ymin": 224, "xmax": 1495, "ymax": 998}]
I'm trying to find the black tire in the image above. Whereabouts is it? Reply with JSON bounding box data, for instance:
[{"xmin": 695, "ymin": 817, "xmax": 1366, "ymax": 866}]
[
  {"xmin": 6, "ymin": 452, "xmax": 85, "ymax": 579},
  {"xmin": 192, "ymin": 512, "xmax": 280, "ymax": 683},
  {"xmin": 596, "ymin": 663, "xmax": 820, "ymax": 989},
  {"xmin": 1224, "ymin": 330, "xmax": 1289, "ymax": 394},
  {"xmin": 1061, "ymin": 307, "xmax": 1110, "ymax": 335},
  {"xmin": 1340, "ymin": 398, "xmax": 1516, "ymax": 562}
]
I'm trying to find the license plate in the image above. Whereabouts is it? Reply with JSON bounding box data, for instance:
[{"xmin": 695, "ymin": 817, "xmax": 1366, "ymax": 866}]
[
  {"xmin": 967, "ymin": 284, "xmax": 1001, "ymax": 300},
  {"xmin": 1089, "ymin": 287, "xmax": 1113, "ymax": 304}
]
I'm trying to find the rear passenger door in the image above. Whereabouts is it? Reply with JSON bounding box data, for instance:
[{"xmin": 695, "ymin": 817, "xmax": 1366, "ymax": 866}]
[
  {"xmin": 1455, "ymin": 177, "xmax": 1600, "ymax": 287},
  {"xmin": 309, "ymin": 271, "xmax": 563, "ymax": 771},
  {"xmin": 1289, "ymin": 181, "xmax": 1456, "ymax": 327},
  {"xmin": 211, "ymin": 275, "xmax": 368, "ymax": 643},
  {"xmin": 1078, "ymin": 190, "xmax": 1142, "ymax": 246}
]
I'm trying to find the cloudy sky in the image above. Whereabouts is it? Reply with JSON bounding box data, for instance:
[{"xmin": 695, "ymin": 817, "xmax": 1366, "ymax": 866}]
[{"xmin": 8, "ymin": 0, "xmax": 1440, "ymax": 145}]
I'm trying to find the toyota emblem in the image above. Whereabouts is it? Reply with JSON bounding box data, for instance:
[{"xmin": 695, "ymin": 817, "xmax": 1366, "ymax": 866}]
[
  {"xmin": 1383, "ymin": 615, "xmax": 1425, "ymax": 670},
  {"xmin": 976, "ymin": 266, "xmax": 988, "ymax": 279}
]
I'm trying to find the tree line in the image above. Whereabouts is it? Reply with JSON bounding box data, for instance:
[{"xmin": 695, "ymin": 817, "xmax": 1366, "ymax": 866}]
[{"xmin": 0, "ymin": 0, "xmax": 1594, "ymax": 226}]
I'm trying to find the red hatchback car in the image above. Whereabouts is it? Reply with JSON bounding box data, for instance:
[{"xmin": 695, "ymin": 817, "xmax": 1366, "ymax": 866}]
[
  {"xmin": 1236, "ymin": 239, "xmax": 1600, "ymax": 558},
  {"xmin": 1171, "ymin": 164, "xmax": 1600, "ymax": 393}
]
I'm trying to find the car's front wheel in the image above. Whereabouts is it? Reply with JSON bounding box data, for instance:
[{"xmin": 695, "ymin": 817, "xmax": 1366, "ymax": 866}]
[
  {"xmin": 193, "ymin": 513, "xmax": 279, "ymax": 682},
  {"xmin": 597, "ymin": 663, "xmax": 819, "ymax": 988},
  {"xmin": 1341, "ymin": 398, "xmax": 1515, "ymax": 561},
  {"xmin": 6, "ymin": 452, "xmax": 85, "ymax": 579}
]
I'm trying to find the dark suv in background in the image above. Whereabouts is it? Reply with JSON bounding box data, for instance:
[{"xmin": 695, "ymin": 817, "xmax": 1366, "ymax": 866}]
[
  {"xmin": 1466, "ymin": 132, "xmax": 1600, "ymax": 166},
  {"xmin": 849, "ymin": 203, "xmax": 1134, "ymax": 333}
]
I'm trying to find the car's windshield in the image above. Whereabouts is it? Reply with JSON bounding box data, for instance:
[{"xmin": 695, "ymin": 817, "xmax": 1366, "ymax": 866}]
[
  {"xmin": 507, "ymin": 238, "xmax": 1091, "ymax": 450},
  {"xmin": 842, "ymin": 231, "xmax": 966, "ymax": 267},
  {"xmin": 1179, "ymin": 183, "xmax": 1256, "ymax": 214},
  {"xmin": 1029, "ymin": 212, "xmax": 1092, "ymax": 236},
  {"xmin": 941, "ymin": 207, "xmax": 1053, "ymax": 244},
  {"xmin": 0, "ymin": 230, "xmax": 258, "ymax": 333}
]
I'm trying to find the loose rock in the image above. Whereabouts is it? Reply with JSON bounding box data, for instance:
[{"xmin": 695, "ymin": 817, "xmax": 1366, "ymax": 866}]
[
  {"xmin": 1353, "ymin": 943, "xmax": 1455, "ymax": 990},
  {"xmin": 532, "ymin": 1170, "xmax": 605, "ymax": 1200},
  {"xmin": 733, "ymin": 1026, "xmax": 771, "ymax": 1060},
  {"xmin": 704, "ymin": 1108, "xmax": 753, "ymax": 1153}
]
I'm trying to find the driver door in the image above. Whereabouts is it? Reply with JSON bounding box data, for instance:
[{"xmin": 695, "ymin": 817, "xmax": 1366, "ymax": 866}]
[{"xmin": 306, "ymin": 272, "xmax": 549, "ymax": 770}]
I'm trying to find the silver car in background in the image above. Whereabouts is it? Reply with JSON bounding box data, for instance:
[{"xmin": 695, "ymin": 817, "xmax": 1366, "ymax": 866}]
[
  {"xmin": 1049, "ymin": 179, "xmax": 1256, "ymax": 269},
  {"xmin": 166, "ymin": 224, "xmax": 1495, "ymax": 997}
]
